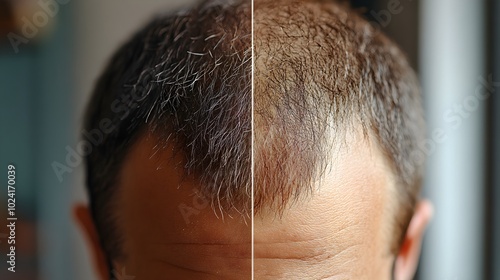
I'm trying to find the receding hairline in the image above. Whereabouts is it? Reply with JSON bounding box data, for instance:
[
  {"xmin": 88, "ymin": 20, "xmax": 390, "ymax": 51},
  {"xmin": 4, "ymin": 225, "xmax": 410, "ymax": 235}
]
[{"xmin": 253, "ymin": 0, "xmax": 425, "ymax": 253}]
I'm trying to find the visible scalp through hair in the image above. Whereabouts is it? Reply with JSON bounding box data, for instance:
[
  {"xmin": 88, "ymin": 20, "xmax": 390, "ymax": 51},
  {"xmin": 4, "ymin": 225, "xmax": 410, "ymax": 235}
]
[{"xmin": 253, "ymin": 0, "xmax": 425, "ymax": 253}]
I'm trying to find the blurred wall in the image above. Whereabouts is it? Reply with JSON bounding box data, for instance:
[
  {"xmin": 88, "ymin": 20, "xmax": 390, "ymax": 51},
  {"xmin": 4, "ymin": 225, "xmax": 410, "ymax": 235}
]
[
  {"xmin": 0, "ymin": 2, "xmax": 74, "ymax": 279},
  {"xmin": 419, "ymin": 0, "xmax": 486, "ymax": 279}
]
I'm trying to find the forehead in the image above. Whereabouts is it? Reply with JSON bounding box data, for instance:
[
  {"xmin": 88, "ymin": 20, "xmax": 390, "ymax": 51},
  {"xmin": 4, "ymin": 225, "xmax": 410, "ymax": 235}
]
[
  {"xmin": 117, "ymin": 134, "xmax": 252, "ymax": 277},
  {"xmin": 117, "ymin": 127, "xmax": 395, "ymax": 278},
  {"xmin": 254, "ymin": 128, "xmax": 396, "ymax": 278}
]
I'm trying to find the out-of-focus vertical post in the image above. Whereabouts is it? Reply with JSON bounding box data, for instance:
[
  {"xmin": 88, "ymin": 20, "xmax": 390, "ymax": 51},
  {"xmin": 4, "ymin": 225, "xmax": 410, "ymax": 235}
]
[{"xmin": 419, "ymin": 0, "xmax": 486, "ymax": 279}]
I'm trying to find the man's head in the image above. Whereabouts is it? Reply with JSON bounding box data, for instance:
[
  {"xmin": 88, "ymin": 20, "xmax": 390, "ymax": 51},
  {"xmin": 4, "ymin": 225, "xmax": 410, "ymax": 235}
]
[
  {"xmin": 75, "ymin": 0, "xmax": 431, "ymax": 279},
  {"xmin": 253, "ymin": 0, "xmax": 430, "ymax": 278}
]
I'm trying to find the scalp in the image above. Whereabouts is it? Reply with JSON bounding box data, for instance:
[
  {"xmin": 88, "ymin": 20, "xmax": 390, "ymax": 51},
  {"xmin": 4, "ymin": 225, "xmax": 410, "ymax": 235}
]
[{"xmin": 253, "ymin": 0, "xmax": 425, "ymax": 253}]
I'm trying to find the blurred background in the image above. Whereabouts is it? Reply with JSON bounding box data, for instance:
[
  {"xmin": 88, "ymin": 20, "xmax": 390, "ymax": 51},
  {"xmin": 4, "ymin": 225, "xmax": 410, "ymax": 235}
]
[{"xmin": 0, "ymin": 0, "xmax": 498, "ymax": 279}]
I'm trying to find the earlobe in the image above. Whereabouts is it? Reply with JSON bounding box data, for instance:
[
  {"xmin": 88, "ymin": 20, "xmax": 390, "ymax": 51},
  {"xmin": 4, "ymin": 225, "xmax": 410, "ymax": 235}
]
[
  {"xmin": 393, "ymin": 200, "xmax": 433, "ymax": 280},
  {"xmin": 73, "ymin": 204, "xmax": 109, "ymax": 280}
]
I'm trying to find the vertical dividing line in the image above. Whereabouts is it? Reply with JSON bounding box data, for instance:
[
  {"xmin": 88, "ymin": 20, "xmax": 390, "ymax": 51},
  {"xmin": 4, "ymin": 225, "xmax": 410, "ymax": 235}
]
[{"xmin": 250, "ymin": 0, "xmax": 255, "ymax": 279}]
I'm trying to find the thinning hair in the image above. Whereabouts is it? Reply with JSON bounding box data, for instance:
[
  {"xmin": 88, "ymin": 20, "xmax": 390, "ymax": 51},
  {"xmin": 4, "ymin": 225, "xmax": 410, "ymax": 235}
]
[
  {"xmin": 253, "ymin": 0, "xmax": 425, "ymax": 253},
  {"xmin": 83, "ymin": 0, "xmax": 424, "ymax": 261},
  {"xmin": 84, "ymin": 0, "xmax": 251, "ymax": 260}
]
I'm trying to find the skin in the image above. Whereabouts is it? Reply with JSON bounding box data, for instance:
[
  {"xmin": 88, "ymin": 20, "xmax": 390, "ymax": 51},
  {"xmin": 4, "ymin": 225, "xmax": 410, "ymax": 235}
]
[
  {"xmin": 109, "ymin": 133, "xmax": 251, "ymax": 279},
  {"xmin": 254, "ymin": 127, "xmax": 396, "ymax": 279},
  {"xmin": 75, "ymin": 128, "xmax": 432, "ymax": 280}
]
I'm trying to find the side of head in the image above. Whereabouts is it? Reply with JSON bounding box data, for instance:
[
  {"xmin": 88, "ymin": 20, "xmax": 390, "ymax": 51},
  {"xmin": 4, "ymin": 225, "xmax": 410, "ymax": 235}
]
[
  {"xmin": 253, "ymin": 0, "xmax": 430, "ymax": 279},
  {"xmin": 76, "ymin": 0, "xmax": 252, "ymax": 278}
]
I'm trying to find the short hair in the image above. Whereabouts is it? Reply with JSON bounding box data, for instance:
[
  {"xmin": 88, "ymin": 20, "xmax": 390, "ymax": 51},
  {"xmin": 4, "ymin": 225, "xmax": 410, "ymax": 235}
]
[
  {"xmin": 253, "ymin": 0, "xmax": 425, "ymax": 254},
  {"xmin": 83, "ymin": 0, "xmax": 424, "ymax": 262},
  {"xmin": 83, "ymin": 0, "xmax": 251, "ymax": 260}
]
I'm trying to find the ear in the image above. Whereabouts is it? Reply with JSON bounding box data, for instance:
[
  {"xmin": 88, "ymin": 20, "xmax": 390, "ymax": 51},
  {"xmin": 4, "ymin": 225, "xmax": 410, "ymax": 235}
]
[
  {"xmin": 73, "ymin": 204, "xmax": 109, "ymax": 280},
  {"xmin": 393, "ymin": 200, "xmax": 433, "ymax": 280}
]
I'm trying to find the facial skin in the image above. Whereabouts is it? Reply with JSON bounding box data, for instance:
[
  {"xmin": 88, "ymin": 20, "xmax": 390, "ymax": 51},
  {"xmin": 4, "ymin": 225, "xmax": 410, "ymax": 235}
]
[
  {"xmin": 254, "ymin": 127, "xmax": 432, "ymax": 280},
  {"xmin": 254, "ymin": 127, "xmax": 395, "ymax": 279},
  {"xmin": 253, "ymin": 126, "xmax": 432, "ymax": 280},
  {"xmin": 76, "ymin": 127, "xmax": 432, "ymax": 280},
  {"xmin": 77, "ymin": 133, "xmax": 252, "ymax": 280}
]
